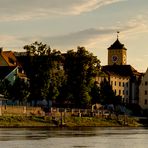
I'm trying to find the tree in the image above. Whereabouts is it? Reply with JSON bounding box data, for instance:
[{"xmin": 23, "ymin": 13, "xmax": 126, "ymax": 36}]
[
  {"xmin": 90, "ymin": 82, "xmax": 101, "ymax": 104},
  {"xmin": 99, "ymin": 79, "xmax": 116, "ymax": 104},
  {"xmin": 23, "ymin": 41, "xmax": 64, "ymax": 105},
  {"xmin": 0, "ymin": 79, "xmax": 12, "ymax": 99},
  {"xmin": 64, "ymin": 46, "xmax": 100, "ymax": 108},
  {"xmin": 24, "ymin": 41, "xmax": 51, "ymax": 56},
  {"xmin": 0, "ymin": 78, "xmax": 30, "ymax": 105},
  {"xmin": 9, "ymin": 78, "xmax": 30, "ymax": 105}
]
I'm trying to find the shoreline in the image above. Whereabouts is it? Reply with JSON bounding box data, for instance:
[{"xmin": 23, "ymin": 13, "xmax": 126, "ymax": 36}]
[{"xmin": 0, "ymin": 115, "xmax": 147, "ymax": 128}]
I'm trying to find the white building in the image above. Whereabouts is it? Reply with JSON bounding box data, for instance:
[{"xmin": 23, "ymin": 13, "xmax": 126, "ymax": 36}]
[
  {"xmin": 109, "ymin": 74, "xmax": 130, "ymax": 103},
  {"xmin": 139, "ymin": 68, "xmax": 148, "ymax": 110}
]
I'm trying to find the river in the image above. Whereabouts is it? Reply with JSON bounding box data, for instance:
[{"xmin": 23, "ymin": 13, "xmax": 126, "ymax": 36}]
[{"xmin": 0, "ymin": 127, "xmax": 147, "ymax": 148}]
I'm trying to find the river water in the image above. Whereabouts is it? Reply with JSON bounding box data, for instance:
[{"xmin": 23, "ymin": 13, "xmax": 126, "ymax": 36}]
[{"xmin": 0, "ymin": 127, "xmax": 147, "ymax": 148}]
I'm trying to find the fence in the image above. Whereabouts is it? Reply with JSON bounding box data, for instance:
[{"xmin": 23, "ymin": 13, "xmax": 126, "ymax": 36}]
[
  {"xmin": 0, "ymin": 106, "xmax": 44, "ymax": 116},
  {"xmin": 0, "ymin": 106, "xmax": 111, "ymax": 118},
  {"xmin": 50, "ymin": 107, "xmax": 110, "ymax": 118}
]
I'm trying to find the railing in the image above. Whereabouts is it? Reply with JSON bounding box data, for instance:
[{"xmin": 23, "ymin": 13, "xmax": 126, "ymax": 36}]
[
  {"xmin": 0, "ymin": 106, "xmax": 112, "ymax": 118},
  {"xmin": 50, "ymin": 107, "xmax": 110, "ymax": 118}
]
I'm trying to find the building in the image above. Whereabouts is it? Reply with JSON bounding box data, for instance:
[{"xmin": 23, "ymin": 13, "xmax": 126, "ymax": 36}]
[
  {"xmin": 95, "ymin": 68, "xmax": 130, "ymax": 103},
  {"xmin": 0, "ymin": 48, "xmax": 18, "ymax": 67},
  {"xmin": 0, "ymin": 48, "xmax": 27, "ymax": 84},
  {"xmin": 102, "ymin": 65, "xmax": 141, "ymax": 104},
  {"xmin": 96, "ymin": 33, "xmax": 142, "ymax": 104},
  {"xmin": 109, "ymin": 74, "xmax": 129, "ymax": 103},
  {"xmin": 139, "ymin": 68, "xmax": 148, "ymax": 110}
]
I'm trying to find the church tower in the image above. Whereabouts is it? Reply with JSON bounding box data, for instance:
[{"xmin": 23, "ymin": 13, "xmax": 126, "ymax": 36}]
[{"xmin": 108, "ymin": 32, "xmax": 127, "ymax": 65}]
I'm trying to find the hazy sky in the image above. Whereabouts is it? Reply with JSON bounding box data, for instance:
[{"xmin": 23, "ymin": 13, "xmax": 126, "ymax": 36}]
[{"xmin": 0, "ymin": 0, "xmax": 148, "ymax": 72}]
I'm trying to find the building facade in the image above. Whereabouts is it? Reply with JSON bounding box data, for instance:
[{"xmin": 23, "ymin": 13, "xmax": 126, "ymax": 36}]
[
  {"xmin": 109, "ymin": 74, "xmax": 130, "ymax": 103},
  {"xmin": 97, "ymin": 34, "xmax": 142, "ymax": 104},
  {"xmin": 139, "ymin": 68, "xmax": 148, "ymax": 109}
]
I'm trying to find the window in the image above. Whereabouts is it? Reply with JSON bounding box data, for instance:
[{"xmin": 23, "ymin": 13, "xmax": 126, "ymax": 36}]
[
  {"xmin": 126, "ymin": 82, "xmax": 128, "ymax": 87},
  {"xmin": 114, "ymin": 90, "xmax": 116, "ymax": 95},
  {"xmin": 123, "ymin": 90, "xmax": 124, "ymax": 95},
  {"xmin": 145, "ymin": 81, "xmax": 148, "ymax": 85},
  {"xmin": 115, "ymin": 81, "xmax": 116, "ymax": 86},
  {"xmin": 144, "ymin": 99, "xmax": 147, "ymax": 105},
  {"xmin": 123, "ymin": 82, "xmax": 124, "ymax": 87},
  {"xmin": 119, "ymin": 90, "xmax": 121, "ymax": 95},
  {"xmin": 126, "ymin": 90, "xmax": 128, "ymax": 95},
  {"xmin": 119, "ymin": 82, "xmax": 121, "ymax": 86},
  {"xmin": 145, "ymin": 90, "xmax": 147, "ymax": 95}
]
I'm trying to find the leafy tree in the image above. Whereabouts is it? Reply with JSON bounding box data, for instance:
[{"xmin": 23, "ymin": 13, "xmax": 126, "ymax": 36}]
[
  {"xmin": 0, "ymin": 78, "xmax": 30, "ymax": 105},
  {"xmin": 23, "ymin": 41, "xmax": 64, "ymax": 105},
  {"xmin": 64, "ymin": 46, "xmax": 100, "ymax": 108},
  {"xmin": 99, "ymin": 79, "xmax": 116, "ymax": 104},
  {"xmin": 0, "ymin": 79, "xmax": 12, "ymax": 99},
  {"xmin": 90, "ymin": 82, "xmax": 101, "ymax": 104},
  {"xmin": 11, "ymin": 78, "xmax": 30, "ymax": 105},
  {"xmin": 24, "ymin": 41, "xmax": 51, "ymax": 56}
]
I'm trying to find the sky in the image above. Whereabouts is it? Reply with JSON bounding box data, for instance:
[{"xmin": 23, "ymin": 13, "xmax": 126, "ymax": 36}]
[{"xmin": 0, "ymin": 0, "xmax": 148, "ymax": 72}]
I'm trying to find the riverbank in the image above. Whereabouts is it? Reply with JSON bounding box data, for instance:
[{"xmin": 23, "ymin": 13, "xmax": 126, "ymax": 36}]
[
  {"xmin": 0, "ymin": 115, "xmax": 144, "ymax": 128},
  {"xmin": 0, "ymin": 116, "xmax": 55, "ymax": 128}
]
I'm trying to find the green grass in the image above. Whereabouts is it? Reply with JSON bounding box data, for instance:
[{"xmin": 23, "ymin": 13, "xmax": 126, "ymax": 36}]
[
  {"xmin": 0, "ymin": 115, "xmax": 55, "ymax": 127},
  {"xmin": 0, "ymin": 115, "xmax": 142, "ymax": 128}
]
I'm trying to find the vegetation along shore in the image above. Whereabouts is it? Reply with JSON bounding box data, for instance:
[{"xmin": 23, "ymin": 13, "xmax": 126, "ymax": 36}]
[{"xmin": 0, "ymin": 115, "xmax": 146, "ymax": 128}]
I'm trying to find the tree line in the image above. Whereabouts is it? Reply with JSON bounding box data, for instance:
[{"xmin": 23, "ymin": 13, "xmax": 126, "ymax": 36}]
[{"xmin": 0, "ymin": 42, "xmax": 120, "ymax": 108}]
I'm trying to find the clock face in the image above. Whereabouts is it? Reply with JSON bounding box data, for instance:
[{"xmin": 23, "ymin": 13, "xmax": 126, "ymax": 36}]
[{"xmin": 112, "ymin": 55, "xmax": 118, "ymax": 62}]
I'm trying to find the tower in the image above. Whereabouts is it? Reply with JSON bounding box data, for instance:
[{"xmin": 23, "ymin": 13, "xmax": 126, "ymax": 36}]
[{"xmin": 108, "ymin": 32, "xmax": 127, "ymax": 65}]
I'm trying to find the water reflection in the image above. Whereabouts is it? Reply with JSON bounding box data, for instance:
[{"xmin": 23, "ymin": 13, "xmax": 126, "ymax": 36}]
[
  {"xmin": 0, "ymin": 127, "xmax": 147, "ymax": 148},
  {"xmin": 0, "ymin": 129, "xmax": 54, "ymax": 141},
  {"xmin": 0, "ymin": 127, "xmax": 148, "ymax": 141}
]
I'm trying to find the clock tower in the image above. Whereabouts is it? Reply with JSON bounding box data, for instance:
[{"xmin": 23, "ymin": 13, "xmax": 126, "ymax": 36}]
[{"xmin": 108, "ymin": 32, "xmax": 127, "ymax": 65}]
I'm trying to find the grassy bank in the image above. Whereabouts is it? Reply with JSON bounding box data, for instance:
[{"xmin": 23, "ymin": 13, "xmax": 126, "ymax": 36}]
[
  {"xmin": 0, "ymin": 115, "xmax": 142, "ymax": 128},
  {"xmin": 0, "ymin": 116, "xmax": 55, "ymax": 128},
  {"xmin": 64, "ymin": 116, "xmax": 142, "ymax": 127}
]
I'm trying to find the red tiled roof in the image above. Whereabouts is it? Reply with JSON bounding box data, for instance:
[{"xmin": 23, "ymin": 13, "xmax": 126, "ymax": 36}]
[{"xmin": 1, "ymin": 51, "xmax": 18, "ymax": 66}]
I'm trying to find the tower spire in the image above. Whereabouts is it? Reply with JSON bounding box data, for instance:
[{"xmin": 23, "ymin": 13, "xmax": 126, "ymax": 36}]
[{"xmin": 117, "ymin": 31, "xmax": 120, "ymax": 39}]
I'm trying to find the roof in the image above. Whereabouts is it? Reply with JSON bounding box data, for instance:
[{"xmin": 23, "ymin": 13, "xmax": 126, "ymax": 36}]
[
  {"xmin": 102, "ymin": 65, "xmax": 142, "ymax": 77},
  {"xmin": 108, "ymin": 38, "xmax": 127, "ymax": 50},
  {"xmin": 1, "ymin": 51, "xmax": 18, "ymax": 66}
]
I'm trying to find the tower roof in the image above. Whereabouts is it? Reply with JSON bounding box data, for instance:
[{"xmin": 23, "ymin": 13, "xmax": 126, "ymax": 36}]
[{"xmin": 108, "ymin": 38, "xmax": 127, "ymax": 50}]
